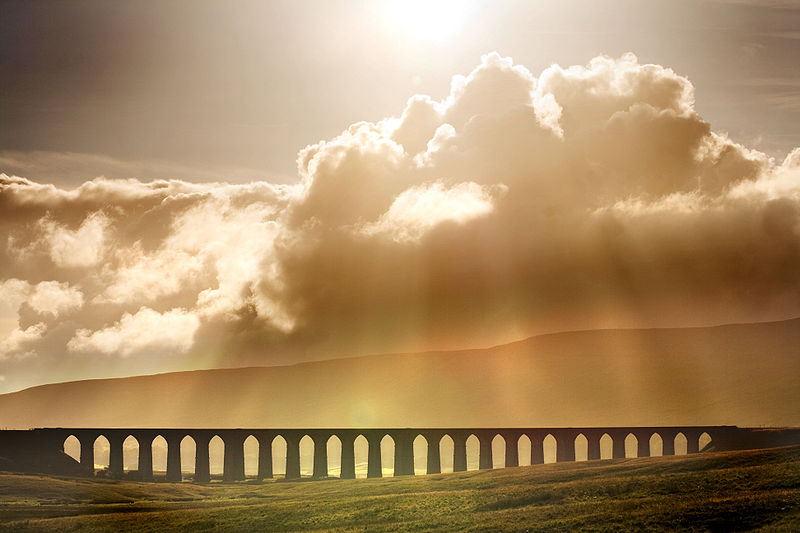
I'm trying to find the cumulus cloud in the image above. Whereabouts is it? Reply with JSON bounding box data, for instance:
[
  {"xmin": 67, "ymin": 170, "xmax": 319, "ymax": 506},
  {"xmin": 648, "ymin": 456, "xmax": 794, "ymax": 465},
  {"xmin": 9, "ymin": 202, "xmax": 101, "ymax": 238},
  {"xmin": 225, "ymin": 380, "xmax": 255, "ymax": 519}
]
[
  {"xmin": 0, "ymin": 323, "xmax": 47, "ymax": 359},
  {"xmin": 1, "ymin": 52, "xmax": 799, "ymax": 383},
  {"xmin": 67, "ymin": 307, "xmax": 200, "ymax": 357},
  {"xmin": 0, "ymin": 279, "xmax": 84, "ymax": 317},
  {"xmin": 39, "ymin": 211, "xmax": 110, "ymax": 268},
  {"xmin": 359, "ymin": 181, "xmax": 503, "ymax": 243}
]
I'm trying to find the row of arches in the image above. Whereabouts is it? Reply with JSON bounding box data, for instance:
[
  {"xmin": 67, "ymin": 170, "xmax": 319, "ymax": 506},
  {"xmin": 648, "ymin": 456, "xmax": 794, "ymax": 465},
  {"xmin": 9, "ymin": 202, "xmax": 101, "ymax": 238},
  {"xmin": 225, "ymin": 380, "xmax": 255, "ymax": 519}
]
[{"xmin": 62, "ymin": 429, "xmax": 713, "ymax": 482}]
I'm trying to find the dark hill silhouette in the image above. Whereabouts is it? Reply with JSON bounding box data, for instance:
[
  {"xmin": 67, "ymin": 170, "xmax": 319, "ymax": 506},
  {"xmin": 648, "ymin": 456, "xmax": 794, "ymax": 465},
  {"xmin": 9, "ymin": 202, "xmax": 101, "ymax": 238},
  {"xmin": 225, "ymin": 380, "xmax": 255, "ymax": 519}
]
[{"xmin": 1, "ymin": 319, "xmax": 799, "ymax": 429}]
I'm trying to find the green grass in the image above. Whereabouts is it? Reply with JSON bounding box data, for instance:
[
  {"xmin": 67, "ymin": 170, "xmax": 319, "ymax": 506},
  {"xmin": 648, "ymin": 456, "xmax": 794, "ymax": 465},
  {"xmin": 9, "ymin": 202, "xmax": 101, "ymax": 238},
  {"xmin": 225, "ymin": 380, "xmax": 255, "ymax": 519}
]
[{"xmin": 1, "ymin": 447, "xmax": 799, "ymax": 532}]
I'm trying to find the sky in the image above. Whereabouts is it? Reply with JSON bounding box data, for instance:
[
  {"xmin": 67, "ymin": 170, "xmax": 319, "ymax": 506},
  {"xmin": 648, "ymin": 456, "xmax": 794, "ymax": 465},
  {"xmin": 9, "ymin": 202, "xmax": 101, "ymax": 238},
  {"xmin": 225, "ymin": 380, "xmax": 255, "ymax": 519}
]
[{"xmin": 1, "ymin": 0, "xmax": 800, "ymax": 393}]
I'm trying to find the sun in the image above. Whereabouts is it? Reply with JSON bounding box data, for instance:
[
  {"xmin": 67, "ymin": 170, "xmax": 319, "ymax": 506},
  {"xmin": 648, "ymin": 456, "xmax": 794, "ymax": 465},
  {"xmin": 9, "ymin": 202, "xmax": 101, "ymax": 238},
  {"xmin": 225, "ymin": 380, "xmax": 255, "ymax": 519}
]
[{"xmin": 386, "ymin": 0, "xmax": 472, "ymax": 42}]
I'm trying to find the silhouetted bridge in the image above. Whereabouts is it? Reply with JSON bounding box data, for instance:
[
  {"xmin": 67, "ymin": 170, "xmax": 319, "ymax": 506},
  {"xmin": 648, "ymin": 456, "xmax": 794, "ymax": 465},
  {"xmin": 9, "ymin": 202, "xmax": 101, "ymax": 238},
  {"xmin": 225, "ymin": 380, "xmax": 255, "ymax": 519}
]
[{"xmin": 3, "ymin": 425, "xmax": 798, "ymax": 482}]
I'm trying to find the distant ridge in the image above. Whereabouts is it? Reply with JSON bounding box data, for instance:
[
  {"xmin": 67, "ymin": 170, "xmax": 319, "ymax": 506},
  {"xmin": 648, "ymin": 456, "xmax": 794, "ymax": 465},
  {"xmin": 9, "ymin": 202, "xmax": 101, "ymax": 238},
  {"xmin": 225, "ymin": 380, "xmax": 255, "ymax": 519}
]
[{"xmin": 1, "ymin": 318, "xmax": 799, "ymax": 429}]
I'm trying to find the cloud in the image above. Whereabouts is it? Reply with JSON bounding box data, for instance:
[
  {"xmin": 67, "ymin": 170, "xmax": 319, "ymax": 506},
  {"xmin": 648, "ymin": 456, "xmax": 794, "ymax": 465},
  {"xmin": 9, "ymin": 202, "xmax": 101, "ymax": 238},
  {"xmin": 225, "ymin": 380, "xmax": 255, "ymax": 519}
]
[
  {"xmin": 39, "ymin": 211, "xmax": 110, "ymax": 268},
  {"xmin": 67, "ymin": 307, "xmax": 200, "ymax": 357},
  {"xmin": 0, "ymin": 323, "xmax": 47, "ymax": 359},
  {"xmin": 1, "ymin": 52, "xmax": 800, "ymax": 387},
  {"xmin": 0, "ymin": 278, "xmax": 83, "ymax": 318},
  {"xmin": 359, "ymin": 181, "xmax": 503, "ymax": 243},
  {"xmin": 28, "ymin": 281, "xmax": 84, "ymax": 316}
]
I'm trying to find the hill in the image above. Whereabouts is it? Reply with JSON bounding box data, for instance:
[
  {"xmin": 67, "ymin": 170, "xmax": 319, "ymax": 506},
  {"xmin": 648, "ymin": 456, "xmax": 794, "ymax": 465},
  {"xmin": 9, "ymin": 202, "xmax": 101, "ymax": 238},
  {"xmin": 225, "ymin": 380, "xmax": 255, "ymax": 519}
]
[
  {"xmin": 0, "ymin": 446, "xmax": 799, "ymax": 531},
  {"xmin": 1, "ymin": 318, "xmax": 799, "ymax": 429}
]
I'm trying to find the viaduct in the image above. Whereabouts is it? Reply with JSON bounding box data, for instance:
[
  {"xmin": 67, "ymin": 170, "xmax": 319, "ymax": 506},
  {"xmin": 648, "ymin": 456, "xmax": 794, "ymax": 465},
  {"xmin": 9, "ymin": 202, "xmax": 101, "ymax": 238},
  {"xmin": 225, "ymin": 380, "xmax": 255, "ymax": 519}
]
[{"xmin": 3, "ymin": 425, "xmax": 797, "ymax": 482}]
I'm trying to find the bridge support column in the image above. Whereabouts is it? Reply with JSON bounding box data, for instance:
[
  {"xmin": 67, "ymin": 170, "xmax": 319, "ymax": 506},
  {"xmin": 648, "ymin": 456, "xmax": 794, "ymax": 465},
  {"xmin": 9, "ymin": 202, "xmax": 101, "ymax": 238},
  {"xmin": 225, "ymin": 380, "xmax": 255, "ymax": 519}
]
[
  {"xmin": 166, "ymin": 437, "xmax": 182, "ymax": 482},
  {"xmin": 478, "ymin": 435, "xmax": 493, "ymax": 470},
  {"xmin": 687, "ymin": 432, "xmax": 700, "ymax": 454},
  {"xmin": 285, "ymin": 436, "xmax": 301, "ymax": 479},
  {"xmin": 453, "ymin": 435, "xmax": 467, "ymax": 472},
  {"xmin": 505, "ymin": 434, "xmax": 519, "ymax": 467},
  {"xmin": 79, "ymin": 436, "xmax": 95, "ymax": 475},
  {"xmin": 313, "ymin": 436, "xmax": 328, "ymax": 478},
  {"xmin": 530, "ymin": 435, "xmax": 544, "ymax": 465},
  {"xmin": 393, "ymin": 434, "xmax": 414, "ymax": 476},
  {"xmin": 555, "ymin": 435, "xmax": 575, "ymax": 462},
  {"xmin": 636, "ymin": 434, "xmax": 650, "ymax": 458},
  {"xmin": 194, "ymin": 436, "xmax": 210, "ymax": 483},
  {"xmin": 587, "ymin": 435, "xmax": 601, "ymax": 461},
  {"xmin": 367, "ymin": 436, "xmax": 382, "ymax": 478},
  {"xmin": 257, "ymin": 436, "xmax": 273, "ymax": 480},
  {"xmin": 662, "ymin": 433, "xmax": 675, "ymax": 456},
  {"xmin": 426, "ymin": 435, "xmax": 441, "ymax": 474},
  {"xmin": 612, "ymin": 434, "xmax": 626, "ymax": 459},
  {"xmin": 340, "ymin": 435, "xmax": 356, "ymax": 479},
  {"xmin": 109, "ymin": 435, "xmax": 124, "ymax": 478},
  {"xmin": 137, "ymin": 435, "xmax": 153, "ymax": 481}
]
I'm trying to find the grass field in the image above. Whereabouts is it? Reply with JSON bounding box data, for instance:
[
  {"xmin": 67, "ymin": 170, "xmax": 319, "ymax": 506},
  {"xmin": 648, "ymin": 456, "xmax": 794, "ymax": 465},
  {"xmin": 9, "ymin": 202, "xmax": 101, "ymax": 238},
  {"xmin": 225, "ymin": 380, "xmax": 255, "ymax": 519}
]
[{"xmin": 1, "ymin": 446, "xmax": 799, "ymax": 532}]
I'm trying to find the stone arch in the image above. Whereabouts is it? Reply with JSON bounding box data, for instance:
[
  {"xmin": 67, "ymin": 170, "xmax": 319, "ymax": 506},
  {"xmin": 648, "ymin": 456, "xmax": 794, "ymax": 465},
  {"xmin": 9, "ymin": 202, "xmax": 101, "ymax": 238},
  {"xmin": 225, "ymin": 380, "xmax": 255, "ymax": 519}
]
[
  {"xmin": 180, "ymin": 435, "xmax": 196, "ymax": 478},
  {"xmin": 209, "ymin": 435, "xmax": 225, "ymax": 478},
  {"xmin": 699, "ymin": 432, "xmax": 712, "ymax": 451},
  {"xmin": 649, "ymin": 433, "xmax": 663, "ymax": 456},
  {"xmin": 625, "ymin": 433, "xmax": 638, "ymax": 458},
  {"xmin": 299, "ymin": 434, "xmax": 314, "ymax": 477},
  {"xmin": 413, "ymin": 434, "xmax": 428, "ymax": 475},
  {"xmin": 63, "ymin": 434, "xmax": 80, "ymax": 462},
  {"xmin": 272, "ymin": 435, "xmax": 287, "ymax": 478},
  {"xmin": 491, "ymin": 434, "xmax": 505, "ymax": 469},
  {"xmin": 152, "ymin": 435, "xmax": 169, "ymax": 477},
  {"xmin": 122, "ymin": 435, "xmax": 139, "ymax": 474},
  {"xmin": 354, "ymin": 434, "xmax": 369, "ymax": 478},
  {"xmin": 380, "ymin": 434, "xmax": 395, "ymax": 477},
  {"xmin": 517, "ymin": 434, "xmax": 532, "ymax": 466},
  {"xmin": 93, "ymin": 435, "xmax": 110, "ymax": 473},
  {"xmin": 675, "ymin": 432, "xmax": 688, "ymax": 455},
  {"xmin": 543, "ymin": 434, "xmax": 557, "ymax": 464},
  {"xmin": 600, "ymin": 433, "xmax": 613, "ymax": 460},
  {"xmin": 574, "ymin": 433, "xmax": 588, "ymax": 462},
  {"xmin": 243, "ymin": 435, "xmax": 259, "ymax": 478},
  {"xmin": 326, "ymin": 434, "xmax": 342, "ymax": 478},
  {"xmin": 466, "ymin": 434, "xmax": 480, "ymax": 471},
  {"xmin": 439, "ymin": 434, "xmax": 455, "ymax": 473}
]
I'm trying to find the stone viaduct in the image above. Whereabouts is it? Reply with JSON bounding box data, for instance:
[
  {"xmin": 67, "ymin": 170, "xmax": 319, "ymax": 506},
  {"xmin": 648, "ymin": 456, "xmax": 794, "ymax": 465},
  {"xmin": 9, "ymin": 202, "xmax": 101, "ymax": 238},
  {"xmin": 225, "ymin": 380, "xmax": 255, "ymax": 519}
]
[{"xmin": 0, "ymin": 425, "xmax": 774, "ymax": 482}]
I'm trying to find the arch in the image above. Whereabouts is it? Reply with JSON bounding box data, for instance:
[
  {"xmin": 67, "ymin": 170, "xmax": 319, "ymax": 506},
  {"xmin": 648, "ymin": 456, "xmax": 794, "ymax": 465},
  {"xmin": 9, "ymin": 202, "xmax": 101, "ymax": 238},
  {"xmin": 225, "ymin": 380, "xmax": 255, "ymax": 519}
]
[
  {"xmin": 152, "ymin": 435, "xmax": 169, "ymax": 478},
  {"xmin": 699, "ymin": 432, "xmax": 712, "ymax": 452},
  {"xmin": 63, "ymin": 435, "xmax": 80, "ymax": 462},
  {"xmin": 517, "ymin": 434, "xmax": 531, "ymax": 466},
  {"xmin": 543, "ymin": 434, "xmax": 557, "ymax": 464},
  {"xmin": 180, "ymin": 435, "xmax": 196, "ymax": 478},
  {"xmin": 624, "ymin": 433, "xmax": 638, "ymax": 458},
  {"xmin": 122, "ymin": 435, "xmax": 139, "ymax": 474},
  {"xmin": 649, "ymin": 433, "xmax": 663, "ymax": 456},
  {"xmin": 674, "ymin": 432, "xmax": 688, "ymax": 455},
  {"xmin": 93, "ymin": 435, "xmax": 110, "ymax": 473},
  {"xmin": 209, "ymin": 435, "xmax": 225, "ymax": 478},
  {"xmin": 272, "ymin": 435, "xmax": 287, "ymax": 478},
  {"xmin": 491, "ymin": 434, "xmax": 505, "ymax": 469},
  {"xmin": 243, "ymin": 435, "xmax": 259, "ymax": 478},
  {"xmin": 574, "ymin": 434, "xmax": 588, "ymax": 462},
  {"xmin": 465, "ymin": 434, "xmax": 480, "ymax": 471},
  {"xmin": 299, "ymin": 435, "xmax": 314, "ymax": 477},
  {"xmin": 413, "ymin": 434, "xmax": 428, "ymax": 475},
  {"xmin": 380, "ymin": 434, "xmax": 395, "ymax": 477},
  {"xmin": 439, "ymin": 434, "xmax": 454, "ymax": 473},
  {"xmin": 354, "ymin": 434, "xmax": 369, "ymax": 478},
  {"xmin": 600, "ymin": 433, "xmax": 613, "ymax": 460},
  {"xmin": 326, "ymin": 435, "xmax": 342, "ymax": 478}
]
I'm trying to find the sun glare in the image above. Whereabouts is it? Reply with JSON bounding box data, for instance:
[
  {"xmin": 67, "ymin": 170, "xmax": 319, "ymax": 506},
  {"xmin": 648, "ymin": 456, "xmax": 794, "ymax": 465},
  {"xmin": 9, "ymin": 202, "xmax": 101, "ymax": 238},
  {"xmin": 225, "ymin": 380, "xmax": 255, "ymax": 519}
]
[{"xmin": 386, "ymin": 0, "xmax": 472, "ymax": 42}]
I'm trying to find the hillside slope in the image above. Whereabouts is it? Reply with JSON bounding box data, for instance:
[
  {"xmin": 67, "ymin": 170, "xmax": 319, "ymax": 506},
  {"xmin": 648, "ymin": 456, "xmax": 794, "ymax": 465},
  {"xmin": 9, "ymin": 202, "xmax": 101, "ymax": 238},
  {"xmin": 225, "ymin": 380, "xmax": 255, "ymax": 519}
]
[{"xmin": 1, "ymin": 319, "xmax": 799, "ymax": 429}]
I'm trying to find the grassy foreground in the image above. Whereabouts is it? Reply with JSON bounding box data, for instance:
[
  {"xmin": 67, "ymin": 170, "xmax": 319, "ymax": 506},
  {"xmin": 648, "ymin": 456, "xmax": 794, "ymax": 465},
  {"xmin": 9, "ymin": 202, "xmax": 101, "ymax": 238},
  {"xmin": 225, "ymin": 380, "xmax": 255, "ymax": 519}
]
[{"xmin": 1, "ymin": 447, "xmax": 799, "ymax": 532}]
